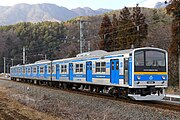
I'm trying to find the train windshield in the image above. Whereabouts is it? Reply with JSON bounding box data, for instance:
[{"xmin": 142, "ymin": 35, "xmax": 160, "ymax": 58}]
[{"xmin": 134, "ymin": 50, "xmax": 166, "ymax": 72}]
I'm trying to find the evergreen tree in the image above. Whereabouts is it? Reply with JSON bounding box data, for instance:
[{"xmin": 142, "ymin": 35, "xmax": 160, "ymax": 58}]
[
  {"xmin": 98, "ymin": 14, "xmax": 112, "ymax": 51},
  {"xmin": 166, "ymin": 0, "xmax": 180, "ymax": 56},
  {"xmin": 112, "ymin": 14, "xmax": 119, "ymax": 50},
  {"xmin": 131, "ymin": 4, "xmax": 148, "ymax": 47},
  {"xmin": 118, "ymin": 7, "xmax": 134, "ymax": 50},
  {"xmin": 166, "ymin": 0, "xmax": 180, "ymax": 87}
]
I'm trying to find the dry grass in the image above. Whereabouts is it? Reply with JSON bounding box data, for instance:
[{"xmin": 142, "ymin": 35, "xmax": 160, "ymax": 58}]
[
  {"xmin": 166, "ymin": 87, "xmax": 180, "ymax": 95},
  {"xmin": 0, "ymin": 80, "xmax": 180, "ymax": 120},
  {"xmin": 0, "ymin": 86, "xmax": 61, "ymax": 120}
]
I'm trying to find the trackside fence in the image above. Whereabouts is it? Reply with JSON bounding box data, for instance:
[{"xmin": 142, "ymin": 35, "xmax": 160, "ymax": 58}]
[{"xmin": 162, "ymin": 94, "xmax": 180, "ymax": 104}]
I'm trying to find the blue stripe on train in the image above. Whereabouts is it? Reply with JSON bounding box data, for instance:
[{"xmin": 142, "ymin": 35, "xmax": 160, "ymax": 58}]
[
  {"xmin": 60, "ymin": 74, "xmax": 69, "ymax": 77},
  {"xmin": 59, "ymin": 74, "xmax": 124, "ymax": 79},
  {"xmin": 34, "ymin": 73, "xmax": 125, "ymax": 79},
  {"xmin": 128, "ymin": 57, "xmax": 132, "ymax": 86},
  {"xmin": 93, "ymin": 75, "xmax": 124, "ymax": 79},
  {"xmin": 74, "ymin": 74, "xmax": 86, "ymax": 78},
  {"xmin": 134, "ymin": 75, "xmax": 168, "ymax": 81}
]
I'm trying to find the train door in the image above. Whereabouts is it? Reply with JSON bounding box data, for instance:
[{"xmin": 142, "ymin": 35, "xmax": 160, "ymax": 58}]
[
  {"xmin": 124, "ymin": 58, "xmax": 129, "ymax": 84},
  {"xmin": 110, "ymin": 59, "xmax": 119, "ymax": 84},
  {"xmin": 86, "ymin": 61, "xmax": 92, "ymax": 82},
  {"xmin": 37, "ymin": 66, "xmax": 39, "ymax": 78},
  {"xmin": 124, "ymin": 58, "xmax": 132, "ymax": 86},
  {"xmin": 69, "ymin": 63, "xmax": 73, "ymax": 81},
  {"xmin": 44, "ymin": 65, "xmax": 47, "ymax": 79},
  {"xmin": 56, "ymin": 64, "xmax": 59, "ymax": 80}
]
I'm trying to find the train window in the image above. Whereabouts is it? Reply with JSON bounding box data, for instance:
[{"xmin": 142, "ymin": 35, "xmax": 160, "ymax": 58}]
[
  {"xmin": 40, "ymin": 66, "xmax": 44, "ymax": 74},
  {"xmin": 80, "ymin": 64, "xmax": 83, "ymax": 72},
  {"xmin": 48, "ymin": 65, "xmax": 51, "ymax": 73},
  {"xmin": 90, "ymin": 64, "xmax": 92, "ymax": 70},
  {"xmin": 18, "ymin": 68, "xmax": 21, "ymax": 74},
  {"xmin": 112, "ymin": 62, "xmax": 114, "ymax": 70},
  {"xmin": 146, "ymin": 51, "xmax": 165, "ymax": 67},
  {"xmin": 96, "ymin": 62, "xmax": 101, "ymax": 72},
  {"xmin": 135, "ymin": 51, "xmax": 144, "ymax": 66},
  {"xmin": 61, "ymin": 65, "xmax": 63, "ymax": 73},
  {"xmin": 101, "ymin": 62, "xmax": 106, "ymax": 72},
  {"xmin": 52, "ymin": 65, "xmax": 55, "ymax": 73},
  {"xmin": 125, "ymin": 59, "xmax": 129, "ymax": 70},
  {"xmin": 52, "ymin": 65, "xmax": 56, "ymax": 74},
  {"xmin": 64, "ymin": 65, "xmax": 67, "ymax": 72},
  {"xmin": 96, "ymin": 62, "xmax": 106, "ymax": 73},
  {"xmin": 76, "ymin": 64, "xmax": 79, "ymax": 72},
  {"xmin": 23, "ymin": 68, "xmax": 26, "ymax": 74},
  {"xmin": 134, "ymin": 50, "xmax": 166, "ymax": 72},
  {"xmin": 28, "ymin": 67, "xmax": 31, "ymax": 74},
  {"xmin": 61, "ymin": 65, "xmax": 67, "ymax": 73},
  {"xmin": 116, "ymin": 62, "xmax": 119, "ymax": 70},
  {"xmin": 75, "ymin": 64, "xmax": 83, "ymax": 73},
  {"xmin": 96, "ymin": 62, "xmax": 100, "ymax": 67},
  {"xmin": 33, "ymin": 67, "xmax": 37, "ymax": 74}
]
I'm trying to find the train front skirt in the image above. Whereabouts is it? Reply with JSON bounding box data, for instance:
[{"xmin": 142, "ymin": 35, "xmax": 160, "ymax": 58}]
[{"xmin": 128, "ymin": 93, "xmax": 165, "ymax": 101}]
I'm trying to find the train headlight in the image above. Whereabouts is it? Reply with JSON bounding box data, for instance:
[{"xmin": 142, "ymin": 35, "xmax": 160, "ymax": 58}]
[
  {"xmin": 162, "ymin": 76, "xmax": 166, "ymax": 80},
  {"xmin": 137, "ymin": 76, "xmax": 141, "ymax": 80}
]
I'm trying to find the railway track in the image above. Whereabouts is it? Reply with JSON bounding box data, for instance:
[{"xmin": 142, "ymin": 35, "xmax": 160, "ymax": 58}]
[{"xmin": 0, "ymin": 78, "xmax": 180, "ymax": 112}]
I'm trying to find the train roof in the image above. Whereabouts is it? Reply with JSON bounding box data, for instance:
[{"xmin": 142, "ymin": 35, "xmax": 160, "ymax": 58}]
[
  {"xmin": 11, "ymin": 47, "xmax": 167, "ymax": 67},
  {"xmin": 34, "ymin": 60, "xmax": 51, "ymax": 64},
  {"xmin": 53, "ymin": 49, "xmax": 134, "ymax": 63},
  {"xmin": 76, "ymin": 50, "xmax": 108, "ymax": 57},
  {"xmin": 10, "ymin": 60, "xmax": 51, "ymax": 68},
  {"xmin": 53, "ymin": 47, "xmax": 167, "ymax": 63},
  {"xmin": 106, "ymin": 49, "xmax": 133, "ymax": 56}
]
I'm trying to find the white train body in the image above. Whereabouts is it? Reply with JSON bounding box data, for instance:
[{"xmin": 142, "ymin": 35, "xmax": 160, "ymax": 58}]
[{"xmin": 10, "ymin": 47, "xmax": 168, "ymax": 100}]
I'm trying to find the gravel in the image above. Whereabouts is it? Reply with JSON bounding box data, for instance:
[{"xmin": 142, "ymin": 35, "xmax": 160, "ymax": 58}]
[{"xmin": 0, "ymin": 80, "xmax": 179, "ymax": 120}]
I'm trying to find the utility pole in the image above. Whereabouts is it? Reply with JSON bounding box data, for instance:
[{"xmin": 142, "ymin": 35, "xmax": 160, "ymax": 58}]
[
  {"xmin": 88, "ymin": 41, "xmax": 91, "ymax": 52},
  {"xmin": 137, "ymin": 25, "xmax": 140, "ymax": 47},
  {"xmin": 11, "ymin": 58, "xmax": 14, "ymax": 66},
  {"xmin": 80, "ymin": 20, "xmax": 84, "ymax": 53},
  {"xmin": 178, "ymin": 22, "xmax": 180, "ymax": 89},
  {"xmin": 3, "ymin": 57, "xmax": 6, "ymax": 75},
  {"xmin": 45, "ymin": 54, "xmax": 47, "ymax": 60},
  {"xmin": 23, "ymin": 46, "xmax": 26, "ymax": 64},
  {"xmin": 79, "ymin": 20, "xmax": 89, "ymax": 53},
  {"xmin": 7, "ymin": 63, "xmax": 9, "ymax": 73}
]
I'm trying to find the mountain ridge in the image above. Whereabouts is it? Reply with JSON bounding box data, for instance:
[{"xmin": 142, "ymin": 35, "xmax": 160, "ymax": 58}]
[{"xmin": 0, "ymin": 3, "xmax": 112, "ymax": 25}]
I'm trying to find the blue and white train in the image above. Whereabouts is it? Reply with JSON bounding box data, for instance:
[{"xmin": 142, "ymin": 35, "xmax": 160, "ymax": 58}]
[{"xmin": 10, "ymin": 47, "xmax": 168, "ymax": 100}]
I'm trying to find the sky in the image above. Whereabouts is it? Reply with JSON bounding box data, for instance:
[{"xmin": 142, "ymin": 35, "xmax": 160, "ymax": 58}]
[{"xmin": 0, "ymin": 0, "xmax": 166, "ymax": 10}]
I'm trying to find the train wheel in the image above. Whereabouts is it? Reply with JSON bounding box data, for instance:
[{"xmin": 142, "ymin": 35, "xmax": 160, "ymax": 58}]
[{"xmin": 63, "ymin": 83, "xmax": 67, "ymax": 89}]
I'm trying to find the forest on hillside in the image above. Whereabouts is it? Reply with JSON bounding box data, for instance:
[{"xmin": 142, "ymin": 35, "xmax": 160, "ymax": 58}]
[{"xmin": 0, "ymin": 7, "xmax": 178, "ymax": 86}]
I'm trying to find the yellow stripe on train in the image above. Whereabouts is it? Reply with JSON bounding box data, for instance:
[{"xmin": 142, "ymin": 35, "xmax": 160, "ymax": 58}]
[{"xmin": 134, "ymin": 72, "xmax": 167, "ymax": 75}]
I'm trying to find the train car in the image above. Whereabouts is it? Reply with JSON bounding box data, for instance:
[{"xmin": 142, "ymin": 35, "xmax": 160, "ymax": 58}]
[
  {"xmin": 10, "ymin": 47, "xmax": 168, "ymax": 100},
  {"xmin": 10, "ymin": 65, "xmax": 23, "ymax": 80},
  {"xmin": 33, "ymin": 60, "xmax": 52, "ymax": 81}
]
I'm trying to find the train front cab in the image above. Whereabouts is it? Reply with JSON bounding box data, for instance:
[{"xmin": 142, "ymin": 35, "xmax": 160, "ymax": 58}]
[{"xmin": 128, "ymin": 48, "xmax": 168, "ymax": 101}]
